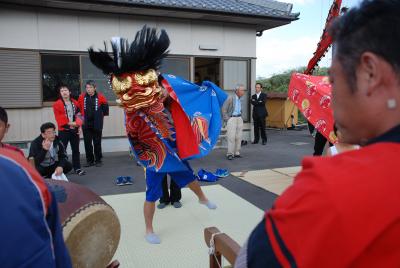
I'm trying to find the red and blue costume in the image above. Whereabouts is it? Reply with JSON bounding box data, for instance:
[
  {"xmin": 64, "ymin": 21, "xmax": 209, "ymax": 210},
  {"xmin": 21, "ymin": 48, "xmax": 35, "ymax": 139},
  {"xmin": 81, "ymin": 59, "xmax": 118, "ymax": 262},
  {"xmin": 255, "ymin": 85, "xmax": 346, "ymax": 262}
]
[{"xmin": 88, "ymin": 27, "xmax": 227, "ymax": 201}]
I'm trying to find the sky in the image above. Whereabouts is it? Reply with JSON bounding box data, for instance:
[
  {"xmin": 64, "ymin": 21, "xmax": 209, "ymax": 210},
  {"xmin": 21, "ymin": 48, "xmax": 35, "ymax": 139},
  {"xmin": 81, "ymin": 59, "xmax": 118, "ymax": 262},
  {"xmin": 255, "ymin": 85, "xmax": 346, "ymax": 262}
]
[{"xmin": 256, "ymin": 0, "xmax": 362, "ymax": 78}]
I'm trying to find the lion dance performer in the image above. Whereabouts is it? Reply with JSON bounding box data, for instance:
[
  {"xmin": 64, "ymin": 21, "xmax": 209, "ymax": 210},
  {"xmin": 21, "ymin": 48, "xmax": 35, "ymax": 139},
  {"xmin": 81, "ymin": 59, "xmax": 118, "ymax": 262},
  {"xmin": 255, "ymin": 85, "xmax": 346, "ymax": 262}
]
[{"xmin": 88, "ymin": 26, "xmax": 227, "ymax": 244}]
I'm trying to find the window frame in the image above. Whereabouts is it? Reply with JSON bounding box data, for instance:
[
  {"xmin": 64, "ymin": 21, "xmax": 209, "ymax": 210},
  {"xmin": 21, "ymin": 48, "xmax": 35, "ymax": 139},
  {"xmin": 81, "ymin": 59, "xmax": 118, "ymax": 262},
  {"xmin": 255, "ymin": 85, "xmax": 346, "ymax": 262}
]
[
  {"xmin": 40, "ymin": 51, "xmax": 252, "ymax": 117},
  {"xmin": 40, "ymin": 52, "xmax": 82, "ymax": 106}
]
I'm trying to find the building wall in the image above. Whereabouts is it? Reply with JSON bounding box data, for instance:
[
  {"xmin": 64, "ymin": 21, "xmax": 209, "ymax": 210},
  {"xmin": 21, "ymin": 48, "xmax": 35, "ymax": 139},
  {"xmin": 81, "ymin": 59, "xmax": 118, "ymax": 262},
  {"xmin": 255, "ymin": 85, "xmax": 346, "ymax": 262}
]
[
  {"xmin": 0, "ymin": 6, "xmax": 256, "ymax": 58},
  {"xmin": 4, "ymin": 106, "xmax": 126, "ymax": 143},
  {"xmin": 0, "ymin": 5, "xmax": 257, "ymax": 148}
]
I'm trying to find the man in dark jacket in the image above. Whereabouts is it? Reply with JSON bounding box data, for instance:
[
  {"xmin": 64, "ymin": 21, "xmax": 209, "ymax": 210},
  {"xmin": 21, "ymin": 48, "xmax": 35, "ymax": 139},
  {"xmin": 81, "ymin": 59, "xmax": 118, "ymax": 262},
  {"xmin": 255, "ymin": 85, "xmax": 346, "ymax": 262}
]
[
  {"xmin": 78, "ymin": 80, "xmax": 109, "ymax": 167},
  {"xmin": 29, "ymin": 122, "xmax": 72, "ymax": 178},
  {"xmin": 251, "ymin": 83, "xmax": 268, "ymax": 145}
]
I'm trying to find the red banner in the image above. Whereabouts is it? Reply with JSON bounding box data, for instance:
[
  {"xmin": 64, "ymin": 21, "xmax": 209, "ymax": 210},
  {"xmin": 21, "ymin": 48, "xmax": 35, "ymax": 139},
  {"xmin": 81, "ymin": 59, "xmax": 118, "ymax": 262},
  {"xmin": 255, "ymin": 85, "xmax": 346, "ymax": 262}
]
[{"xmin": 288, "ymin": 73, "xmax": 337, "ymax": 143}]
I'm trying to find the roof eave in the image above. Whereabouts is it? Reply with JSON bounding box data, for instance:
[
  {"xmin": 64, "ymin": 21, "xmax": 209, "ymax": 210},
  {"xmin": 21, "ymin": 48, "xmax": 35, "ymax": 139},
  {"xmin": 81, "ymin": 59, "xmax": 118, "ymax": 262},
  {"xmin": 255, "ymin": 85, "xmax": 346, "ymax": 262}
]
[{"xmin": 0, "ymin": 0, "xmax": 298, "ymax": 31}]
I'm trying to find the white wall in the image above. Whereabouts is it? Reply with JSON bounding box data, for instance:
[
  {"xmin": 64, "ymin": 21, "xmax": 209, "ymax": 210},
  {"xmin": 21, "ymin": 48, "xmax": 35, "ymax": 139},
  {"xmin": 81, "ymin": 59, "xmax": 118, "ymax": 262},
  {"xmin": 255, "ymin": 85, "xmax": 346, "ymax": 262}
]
[{"xmin": 0, "ymin": 6, "xmax": 256, "ymax": 58}]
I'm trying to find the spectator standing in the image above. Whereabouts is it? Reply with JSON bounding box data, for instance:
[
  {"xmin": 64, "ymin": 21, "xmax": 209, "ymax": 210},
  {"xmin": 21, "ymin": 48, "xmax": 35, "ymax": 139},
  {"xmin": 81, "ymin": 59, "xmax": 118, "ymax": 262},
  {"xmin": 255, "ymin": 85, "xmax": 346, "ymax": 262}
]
[
  {"xmin": 53, "ymin": 85, "xmax": 85, "ymax": 175},
  {"xmin": 222, "ymin": 84, "xmax": 245, "ymax": 160},
  {"xmin": 78, "ymin": 80, "xmax": 109, "ymax": 167},
  {"xmin": 251, "ymin": 83, "xmax": 268, "ymax": 145}
]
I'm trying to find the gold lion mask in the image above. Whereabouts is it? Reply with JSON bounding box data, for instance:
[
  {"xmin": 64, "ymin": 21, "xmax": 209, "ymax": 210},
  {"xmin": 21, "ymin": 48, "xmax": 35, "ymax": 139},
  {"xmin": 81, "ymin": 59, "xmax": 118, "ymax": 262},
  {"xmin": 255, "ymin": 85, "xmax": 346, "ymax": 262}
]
[{"xmin": 111, "ymin": 69, "xmax": 163, "ymax": 113}]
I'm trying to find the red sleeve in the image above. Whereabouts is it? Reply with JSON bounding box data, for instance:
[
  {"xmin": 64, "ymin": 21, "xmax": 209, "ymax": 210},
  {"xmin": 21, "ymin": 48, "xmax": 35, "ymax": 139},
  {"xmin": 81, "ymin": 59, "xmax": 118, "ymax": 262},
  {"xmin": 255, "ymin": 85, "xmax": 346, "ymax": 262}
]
[
  {"xmin": 2, "ymin": 144, "xmax": 25, "ymax": 157},
  {"xmin": 78, "ymin": 94, "xmax": 85, "ymax": 116},
  {"xmin": 170, "ymin": 101, "xmax": 199, "ymax": 159},
  {"xmin": 0, "ymin": 148, "xmax": 52, "ymax": 214},
  {"xmin": 160, "ymin": 78, "xmax": 200, "ymax": 159},
  {"xmin": 53, "ymin": 100, "xmax": 69, "ymax": 130},
  {"xmin": 98, "ymin": 93, "xmax": 108, "ymax": 105}
]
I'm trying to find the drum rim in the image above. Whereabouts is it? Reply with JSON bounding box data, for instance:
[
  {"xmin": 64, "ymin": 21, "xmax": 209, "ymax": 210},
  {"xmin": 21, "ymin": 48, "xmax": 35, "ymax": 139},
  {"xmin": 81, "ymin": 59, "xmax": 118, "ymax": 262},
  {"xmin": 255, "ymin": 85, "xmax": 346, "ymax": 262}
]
[{"xmin": 61, "ymin": 201, "xmax": 115, "ymax": 228}]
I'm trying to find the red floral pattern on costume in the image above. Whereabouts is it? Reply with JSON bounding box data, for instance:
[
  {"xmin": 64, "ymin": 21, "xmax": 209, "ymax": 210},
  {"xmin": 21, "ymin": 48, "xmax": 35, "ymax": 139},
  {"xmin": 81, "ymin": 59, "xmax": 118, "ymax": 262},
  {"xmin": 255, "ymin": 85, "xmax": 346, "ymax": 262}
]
[{"xmin": 191, "ymin": 115, "xmax": 210, "ymax": 147}]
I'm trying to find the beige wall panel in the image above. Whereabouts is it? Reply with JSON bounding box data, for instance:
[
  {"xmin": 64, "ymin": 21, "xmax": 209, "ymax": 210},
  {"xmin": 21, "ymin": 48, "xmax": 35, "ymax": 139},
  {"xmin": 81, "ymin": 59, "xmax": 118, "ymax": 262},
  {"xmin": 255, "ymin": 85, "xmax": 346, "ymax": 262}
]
[
  {"xmin": 79, "ymin": 14, "xmax": 120, "ymax": 50},
  {"xmin": 191, "ymin": 22, "xmax": 224, "ymax": 56},
  {"xmin": 5, "ymin": 108, "xmax": 54, "ymax": 142},
  {"xmin": 157, "ymin": 18, "xmax": 192, "ymax": 55},
  {"xmin": 38, "ymin": 11, "xmax": 79, "ymax": 50},
  {"xmin": 119, "ymin": 16, "xmax": 157, "ymax": 40},
  {"xmin": 0, "ymin": 8, "xmax": 257, "ymax": 58},
  {"xmin": 223, "ymin": 25, "xmax": 256, "ymax": 58},
  {"xmin": 5, "ymin": 106, "xmax": 126, "ymax": 142},
  {"xmin": 102, "ymin": 106, "xmax": 126, "ymax": 137},
  {"xmin": 0, "ymin": 8, "xmax": 39, "ymax": 49}
]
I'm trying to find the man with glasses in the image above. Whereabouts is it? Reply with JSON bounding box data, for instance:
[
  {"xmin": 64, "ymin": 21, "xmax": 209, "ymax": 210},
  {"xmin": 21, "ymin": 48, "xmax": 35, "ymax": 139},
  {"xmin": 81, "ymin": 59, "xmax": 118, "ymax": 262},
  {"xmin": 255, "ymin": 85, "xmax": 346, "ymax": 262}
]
[{"xmin": 28, "ymin": 122, "xmax": 72, "ymax": 178}]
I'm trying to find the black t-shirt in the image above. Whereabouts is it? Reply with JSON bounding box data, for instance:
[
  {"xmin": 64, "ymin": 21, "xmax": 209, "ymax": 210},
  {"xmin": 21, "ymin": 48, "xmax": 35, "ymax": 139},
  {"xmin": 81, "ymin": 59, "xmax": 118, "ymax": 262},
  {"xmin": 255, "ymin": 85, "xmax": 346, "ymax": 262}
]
[{"xmin": 85, "ymin": 94, "xmax": 96, "ymax": 127}]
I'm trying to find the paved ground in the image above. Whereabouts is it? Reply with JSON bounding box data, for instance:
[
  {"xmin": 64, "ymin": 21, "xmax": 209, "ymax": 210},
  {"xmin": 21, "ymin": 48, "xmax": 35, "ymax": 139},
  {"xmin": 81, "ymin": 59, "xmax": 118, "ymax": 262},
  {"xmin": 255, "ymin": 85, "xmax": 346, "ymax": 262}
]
[{"xmin": 68, "ymin": 129, "xmax": 314, "ymax": 211}]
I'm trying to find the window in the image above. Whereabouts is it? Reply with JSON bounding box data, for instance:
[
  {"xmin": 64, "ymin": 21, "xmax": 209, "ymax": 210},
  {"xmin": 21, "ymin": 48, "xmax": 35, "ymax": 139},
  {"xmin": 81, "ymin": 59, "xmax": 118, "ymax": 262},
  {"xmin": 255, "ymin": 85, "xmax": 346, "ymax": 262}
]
[
  {"xmin": 81, "ymin": 55, "xmax": 114, "ymax": 102},
  {"xmin": 223, "ymin": 59, "xmax": 250, "ymax": 121},
  {"xmin": 160, "ymin": 57, "xmax": 190, "ymax": 80},
  {"xmin": 41, "ymin": 55, "xmax": 80, "ymax": 102},
  {"xmin": 40, "ymin": 54, "xmax": 191, "ymax": 104},
  {"xmin": 194, "ymin": 57, "xmax": 220, "ymax": 86}
]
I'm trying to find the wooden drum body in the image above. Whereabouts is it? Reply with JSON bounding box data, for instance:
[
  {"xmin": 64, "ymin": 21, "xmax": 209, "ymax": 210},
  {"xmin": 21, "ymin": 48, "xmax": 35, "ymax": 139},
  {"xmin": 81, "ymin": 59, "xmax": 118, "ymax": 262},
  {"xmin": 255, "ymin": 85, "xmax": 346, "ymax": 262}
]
[{"xmin": 47, "ymin": 180, "xmax": 121, "ymax": 268}]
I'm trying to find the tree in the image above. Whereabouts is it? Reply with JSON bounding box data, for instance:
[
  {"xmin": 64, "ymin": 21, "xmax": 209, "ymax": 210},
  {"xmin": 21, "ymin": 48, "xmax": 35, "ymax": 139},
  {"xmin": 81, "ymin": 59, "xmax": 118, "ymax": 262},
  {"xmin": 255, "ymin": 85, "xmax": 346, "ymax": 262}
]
[{"xmin": 257, "ymin": 67, "xmax": 329, "ymax": 93}]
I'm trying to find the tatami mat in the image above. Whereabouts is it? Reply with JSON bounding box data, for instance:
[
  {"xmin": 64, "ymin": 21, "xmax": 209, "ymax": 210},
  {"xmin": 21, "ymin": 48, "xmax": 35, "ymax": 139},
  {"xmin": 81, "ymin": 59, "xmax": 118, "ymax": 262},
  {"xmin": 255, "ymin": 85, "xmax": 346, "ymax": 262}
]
[
  {"xmin": 102, "ymin": 185, "xmax": 263, "ymax": 268},
  {"xmin": 231, "ymin": 166, "xmax": 301, "ymax": 195}
]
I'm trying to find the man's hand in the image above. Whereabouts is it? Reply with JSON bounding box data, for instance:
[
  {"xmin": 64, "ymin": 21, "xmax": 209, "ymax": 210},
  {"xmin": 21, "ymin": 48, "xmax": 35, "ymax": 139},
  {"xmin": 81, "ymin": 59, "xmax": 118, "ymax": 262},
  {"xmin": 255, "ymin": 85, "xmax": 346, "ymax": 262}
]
[
  {"xmin": 55, "ymin": 166, "xmax": 63, "ymax": 176},
  {"xmin": 42, "ymin": 139, "xmax": 51, "ymax": 151},
  {"xmin": 68, "ymin": 121, "xmax": 77, "ymax": 128}
]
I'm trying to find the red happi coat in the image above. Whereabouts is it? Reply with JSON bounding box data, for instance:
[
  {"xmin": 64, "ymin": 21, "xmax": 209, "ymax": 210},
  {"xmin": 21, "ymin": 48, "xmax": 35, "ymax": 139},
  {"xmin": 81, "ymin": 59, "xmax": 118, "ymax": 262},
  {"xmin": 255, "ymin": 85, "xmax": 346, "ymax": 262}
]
[{"xmin": 53, "ymin": 98, "xmax": 83, "ymax": 131}]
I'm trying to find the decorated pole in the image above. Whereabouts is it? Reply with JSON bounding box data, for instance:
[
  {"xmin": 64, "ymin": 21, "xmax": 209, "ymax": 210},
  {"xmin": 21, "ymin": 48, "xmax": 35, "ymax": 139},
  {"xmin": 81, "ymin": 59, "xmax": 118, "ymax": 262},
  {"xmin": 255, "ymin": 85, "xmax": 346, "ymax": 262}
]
[{"xmin": 288, "ymin": 0, "xmax": 342, "ymax": 143}]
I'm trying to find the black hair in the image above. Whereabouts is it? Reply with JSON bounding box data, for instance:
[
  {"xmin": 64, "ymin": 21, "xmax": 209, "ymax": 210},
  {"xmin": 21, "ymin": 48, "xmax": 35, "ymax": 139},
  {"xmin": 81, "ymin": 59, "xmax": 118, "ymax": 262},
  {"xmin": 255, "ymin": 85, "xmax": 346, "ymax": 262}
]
[
  {"xmin": 256, "ymin": 83, "xmax": 263, "ymax": 88},
  {"xmin": 85, "ymin": 80, "xmax": 96, "ymax": 88},
  {"xmin": 329, "ymin": 0, "xmax": 400, "ymax": 90},
  {"xmin": 58, "ymin": 84, "xmax": 70, "ymax": 92},
  {"xmin": 57, "ymin": 84, "xmax": 70, "ymax": 99},
  {"xmin": 40, "ymin": 122, "xmax": 56, "ymax": 133},
  {"xmin": 88, "ymin": 25, "xmax": 170, "ymax": 75},
  {"xmin": 0, "ymin": 106, "xmax": 8, "ymax": 124}
]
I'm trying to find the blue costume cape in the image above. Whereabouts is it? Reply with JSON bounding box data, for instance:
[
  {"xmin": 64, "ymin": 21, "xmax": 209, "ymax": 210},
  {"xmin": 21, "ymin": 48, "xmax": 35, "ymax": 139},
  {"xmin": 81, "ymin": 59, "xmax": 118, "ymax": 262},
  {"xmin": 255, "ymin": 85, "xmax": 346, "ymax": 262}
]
[{"xmin": 127, "ymin": 75, "xmax": 227, "ymax": 173}]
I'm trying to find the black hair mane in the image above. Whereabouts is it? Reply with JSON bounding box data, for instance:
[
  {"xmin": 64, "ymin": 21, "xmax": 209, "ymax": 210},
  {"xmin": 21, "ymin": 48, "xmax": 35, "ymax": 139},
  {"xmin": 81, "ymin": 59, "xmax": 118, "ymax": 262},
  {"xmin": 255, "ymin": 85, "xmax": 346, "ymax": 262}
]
[{"xmin": 88, "ymin": 25, "xmax": 170, "ymax": 75}]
